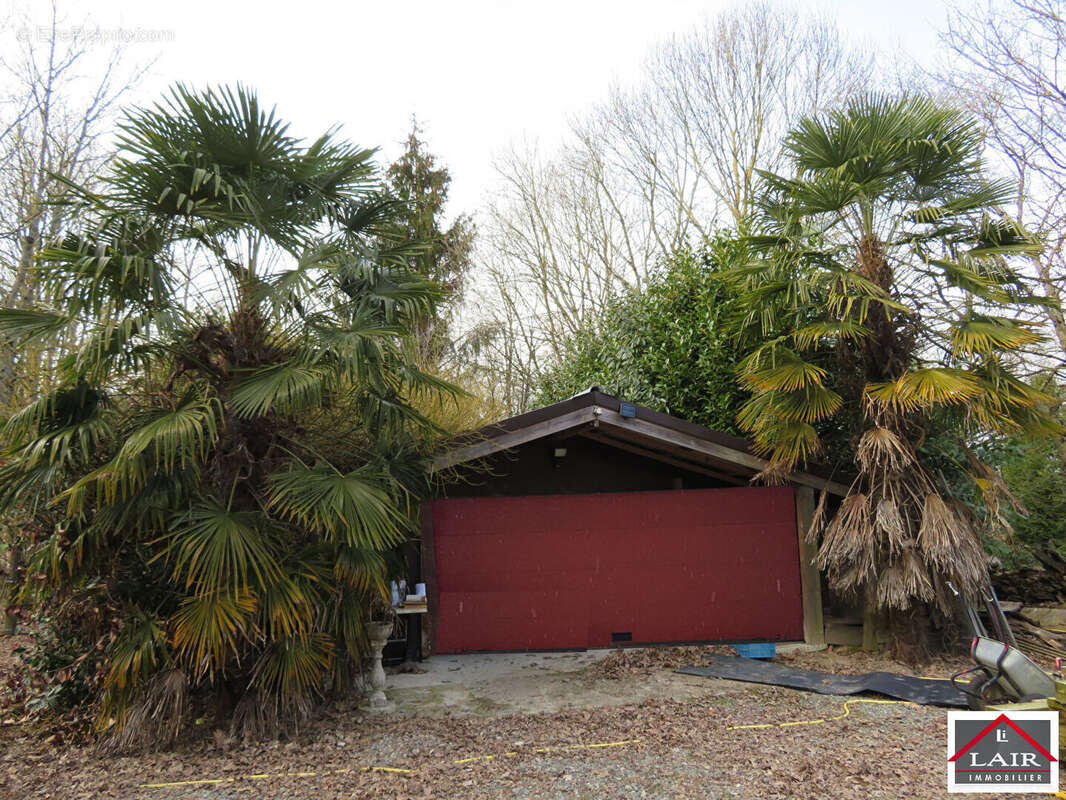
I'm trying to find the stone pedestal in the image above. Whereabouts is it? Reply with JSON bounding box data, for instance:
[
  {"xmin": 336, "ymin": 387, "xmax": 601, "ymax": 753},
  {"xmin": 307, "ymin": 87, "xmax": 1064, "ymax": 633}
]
[{"xmin": 362, "ymin": 620, "xmax": 395, "ymax": 712}]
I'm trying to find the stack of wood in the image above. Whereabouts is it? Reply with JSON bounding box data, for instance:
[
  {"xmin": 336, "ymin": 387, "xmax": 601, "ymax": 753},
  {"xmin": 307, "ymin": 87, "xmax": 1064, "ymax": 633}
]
[
  {"xmin": 982, "ymin": 541, "xmax": 1066, "ymax": 665},
  {"xmin": 1001, "ymin": 602, "xmax": 1066, "ymax": 665},
  {"xmin": 993, "ymin": 544, "xmax": 1066, "ymax": 605}
]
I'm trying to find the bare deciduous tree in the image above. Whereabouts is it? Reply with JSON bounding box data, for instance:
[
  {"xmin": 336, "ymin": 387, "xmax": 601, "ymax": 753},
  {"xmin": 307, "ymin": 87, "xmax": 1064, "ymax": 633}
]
[
  {"xmin": 0, "ymin": 5, "xmax": 138, "ymax": 407},
  {"xmin": 940, "ymin": 0, "xmax": 1066, "ymax": 359},
  {"xmin": 0, "ymin": 3, "xmax": 141, "ymax": 634},
  {"xmin": 471, "ymin": 3, "xmax": 874, "ymax": 412}
]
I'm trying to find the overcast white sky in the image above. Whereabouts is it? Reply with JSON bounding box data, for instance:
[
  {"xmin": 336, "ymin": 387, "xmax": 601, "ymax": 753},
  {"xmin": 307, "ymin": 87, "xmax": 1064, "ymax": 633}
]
[{"xmin": 2, "ymin": 0, "xmax": 952, "ymax": 217}]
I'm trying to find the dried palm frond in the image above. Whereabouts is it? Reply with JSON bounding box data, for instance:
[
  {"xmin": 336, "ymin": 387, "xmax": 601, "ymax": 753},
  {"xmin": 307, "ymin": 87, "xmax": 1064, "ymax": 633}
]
[
  {"xmin": 818, "ymin": 494, "xmax": 870, "ymax": 554},
  {"xmin": 751, "ymin": 459, "xmax": 791, "ymax": 486},
  {"xmin": 99, "ymin": 668, "xmax": 188, "ymax": 753},
  {"xmin": 961, "ymin": 443, "xmax": 1027, "ymax": 537},
  {"xmin": 827, "ymin": 560, "xmax": 866, "ymax": 599},
  {"xmin": 818, "ymin": 493, "xmax": 874, "ymax": 578},
  {"xmin": 805, "ymin": 488, "xmax": 828, "ymax": 544},
  {"xmin": 875, "ymin": 548, "xmax": 934, "ymax": 610},
  {"xmin": 874, "ymin": 497, "xmax": 907, "ymax": 552},
  {"xmin": 855, "ymin": 426, "xmax": 914, "ymax": 475},
  {"xmin": 916, "ymin": 493, "xmax": 986, "ymax": 595},
  {"xmin": 231, "ymin": 686, "xmax": 313, "ymax": 739},
  {"xmin": 917, "ymin": 494, "xmax": 964, "ymax": 562}
]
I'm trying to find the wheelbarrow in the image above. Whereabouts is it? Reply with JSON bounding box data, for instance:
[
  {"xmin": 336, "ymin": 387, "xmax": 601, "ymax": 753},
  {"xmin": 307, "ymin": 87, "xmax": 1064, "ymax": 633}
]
[
  {"xmin": 948, "ymin": 581, "xmax": 1056, "ymax": 709},
  {"xmin": 952, "ymin": 635, "xmax": 1056, "ymax": 709}
]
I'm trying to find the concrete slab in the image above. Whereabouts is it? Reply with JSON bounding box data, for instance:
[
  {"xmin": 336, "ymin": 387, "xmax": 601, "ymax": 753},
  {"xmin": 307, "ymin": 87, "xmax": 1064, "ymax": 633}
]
[
  {"xmin": 382, "ymin": 645, "xmax": 812, "ymax": 717},
  {"xmin": 388, "ymin": 650, "xmax": 612, "ymax": 690}
]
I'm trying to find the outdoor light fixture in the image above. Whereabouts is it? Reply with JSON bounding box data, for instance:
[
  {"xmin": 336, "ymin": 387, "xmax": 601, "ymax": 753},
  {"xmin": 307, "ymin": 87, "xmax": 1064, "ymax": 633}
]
[
  {"xmin": 553, "ymin": 447, "xmax": 567, "ymax": 458},
  {"xmin": 620, "ymin": 402, "xmax": 637, "ymax": 418}
]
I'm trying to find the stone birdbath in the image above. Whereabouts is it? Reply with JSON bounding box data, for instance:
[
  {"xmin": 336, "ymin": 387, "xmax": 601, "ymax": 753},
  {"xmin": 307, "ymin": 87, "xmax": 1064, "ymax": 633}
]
[{"xmin": 362, "ymin": 618, "xmax": 396, "ymax": 713}]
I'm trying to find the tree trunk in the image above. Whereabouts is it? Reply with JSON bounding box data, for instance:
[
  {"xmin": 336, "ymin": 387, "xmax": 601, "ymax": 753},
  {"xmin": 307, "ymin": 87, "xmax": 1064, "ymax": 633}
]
[
  {"xmin": 1035, "ymin": 256, "xmax": 1066, "ymax": 357},
  {"xmin": 2, "ymin": 535, "xmax": 22, "ymax": 635}
]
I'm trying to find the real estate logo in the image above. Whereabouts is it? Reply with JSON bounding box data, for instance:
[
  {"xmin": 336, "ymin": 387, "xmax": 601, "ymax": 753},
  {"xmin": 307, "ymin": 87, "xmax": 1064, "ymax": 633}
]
[{"xmin": 947, "ymin": 710, "xmax": 1059, "ymax": 793}]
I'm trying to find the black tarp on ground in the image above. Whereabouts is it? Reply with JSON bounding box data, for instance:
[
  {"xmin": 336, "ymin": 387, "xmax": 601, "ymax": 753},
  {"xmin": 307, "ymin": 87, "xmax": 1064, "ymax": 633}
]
[{"xmin": 676, "ymin": 655, "xmax": 968, "ymax": 707}]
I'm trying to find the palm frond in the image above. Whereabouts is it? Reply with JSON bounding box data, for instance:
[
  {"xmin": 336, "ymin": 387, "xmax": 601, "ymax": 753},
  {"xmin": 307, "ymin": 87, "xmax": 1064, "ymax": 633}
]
[
  {"xmin": 37, "ymin": 224, "xmax": 172, "ymax": 317},
  {"xmin": 790, "ymin": 319, "xmax": 870, "ymax": 348},
  {"xmin": 259, "ymin": 572, "xmax": 317, "ymax": 641},
  {"xmin": 61, "ymin": 312, "xmax": 159, "ymax": 383},
  {"xmin": 105, "ymin": 611, "xmax": 169, "ymax": 691},
  {"xmin": 951, "ymin": 316, "xmax": 1042, "ymax": 355},
  {"xmin": 741, "ymin": 354, "xmax": 827, "ymax": 392},
  {"xmin": 768, "ymin": 384, "xmax": 844, "ymax": 423},
  {"xmin": 118, "ymin": 388, "xmax": 220, "ymax": 470},
  {"xmin": 229, "ymin": 362, "xmax": 333, "ymax": 419},
  {"xmin": 0, "ymin": 309, "xmax": 72, "ymax": 342},
  {"xmin": 252, "ymin": 633, "xmax": 334, "ymax": 700},
  {"xmin": 170, "ymin": 588, "xmax": 257, "ymax": 679},
  {"xmin": 266, "ymin": 461, "xmax": 408, "ymax": 549},
  {"xmin": 333, "ymin": 545, "xmax": 387, "ymax": 592},
  {"xmin": 3, "ymin": 382, "xmax": 106, "ymax": 443},
  {"xmin": 163, "ymin": 502, "xmax": 283, "ymax": 595},
  {"xmin": 865, "ymin": 368, "xmax": 981, "ymax": 411},
  {"xmin": 63, "ymin": 389, "xmax": 218, "ymax": 507}
]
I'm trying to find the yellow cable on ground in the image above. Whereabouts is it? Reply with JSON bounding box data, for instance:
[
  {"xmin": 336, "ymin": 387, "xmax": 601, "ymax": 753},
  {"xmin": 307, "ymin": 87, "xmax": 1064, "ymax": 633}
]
[
  {"xmin": 139, "ymin": 699, "xmax": 926, "ymax": 789},
  {"xmin": 138, "ymin": 698, "xmax": 923, "ymax": 788},
  {"xmin": 138, "ymin": 697, "xmax": 928, "ymax": 789},
  {"xmin": 726, "ymin": 698, "xmax": 912, "ymax": 731},
  {"xmin": 140, "ymin": 766, "xmax": 416, "ymax": 788},
  {"xmin": 137, "ymin": 738, "xmax": 641, "ymax": 787},
  {"xmin": 452, "ymin": 738, "xmax": 641, "ymax": 764}
]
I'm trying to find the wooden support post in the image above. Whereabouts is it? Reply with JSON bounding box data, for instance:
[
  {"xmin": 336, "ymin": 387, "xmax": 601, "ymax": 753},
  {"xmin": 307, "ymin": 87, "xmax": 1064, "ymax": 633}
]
[
  {"xmin": 404, "ymin": 538, "xmax": 423, "ymax": 663},
  {"xmin": 862, "ymin": 602, "xmax": 877, "ymax": 652},
  {"xmin": 420, "ymin": 501, "xmax": 438, "ymax": 657},
  {"xmin": 795, "ymin": 486, "xmax": 825, "ymax": 647}
]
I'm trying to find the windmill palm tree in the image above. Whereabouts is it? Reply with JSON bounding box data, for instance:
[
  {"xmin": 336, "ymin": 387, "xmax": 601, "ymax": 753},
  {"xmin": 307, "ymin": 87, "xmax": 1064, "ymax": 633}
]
[
  {"xmin": 0, "ymin": 85, "xmax": 454, "ymax": 741},
  {"xmin": 733, "ymin": 95, "xmax": 1059, "ymax": 633}
]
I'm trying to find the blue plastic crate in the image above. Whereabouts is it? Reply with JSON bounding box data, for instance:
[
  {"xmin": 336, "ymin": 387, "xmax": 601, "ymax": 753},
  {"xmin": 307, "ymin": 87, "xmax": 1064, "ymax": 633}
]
[{"xmin": 734, "ymin": 642, "xmax": 776, "ymax": 659}]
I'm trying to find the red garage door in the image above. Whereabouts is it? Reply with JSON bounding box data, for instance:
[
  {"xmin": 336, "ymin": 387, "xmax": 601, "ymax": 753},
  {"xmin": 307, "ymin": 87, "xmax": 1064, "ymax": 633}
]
[{"xmin": 431, "ymin": 486, "xmax": 802, "ymax": 653}]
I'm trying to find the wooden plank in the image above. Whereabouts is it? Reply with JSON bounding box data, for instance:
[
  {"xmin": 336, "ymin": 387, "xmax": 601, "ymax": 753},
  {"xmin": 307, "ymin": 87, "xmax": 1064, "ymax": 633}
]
[
  {"xmin": 431, "ymin": 407, "xmax": 597, "ymax": 471},
  {"xmin": 595, "ymin": 408, "xmax": 849, "ymax": 495},
  {"xmin": 825, "ymin": 619, "xmax": 863, "ymax": 647},
  {"xmin": 420, "ymin": 502, "xmax": 439, "ymax": 657},
  {"xmin": 987, "ymin": 699, "xmax": 1051, "ymax": 711},
  {"xmin": 794, "ymin": 486, "xmax": 825, "ymax": 647}
]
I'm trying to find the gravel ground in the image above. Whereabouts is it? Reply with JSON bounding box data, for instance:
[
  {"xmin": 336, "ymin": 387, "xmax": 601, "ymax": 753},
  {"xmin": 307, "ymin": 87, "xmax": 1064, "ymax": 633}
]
[{"xmin": 1, "ymin": 648, "xmax": 1016, "ymax": 799}]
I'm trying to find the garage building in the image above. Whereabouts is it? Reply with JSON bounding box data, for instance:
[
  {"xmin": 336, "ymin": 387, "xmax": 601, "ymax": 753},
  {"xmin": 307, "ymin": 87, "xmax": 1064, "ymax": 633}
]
[{"xmin": 421, "ymin": 389, "xmax": 846, "ymax": 654}]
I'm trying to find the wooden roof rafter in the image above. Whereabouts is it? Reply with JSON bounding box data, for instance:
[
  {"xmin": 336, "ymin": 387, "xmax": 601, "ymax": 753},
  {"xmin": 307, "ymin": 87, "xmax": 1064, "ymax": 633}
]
[{"xmin": 577, "ymin": 428, "xmax": 749, "ymax": 486}]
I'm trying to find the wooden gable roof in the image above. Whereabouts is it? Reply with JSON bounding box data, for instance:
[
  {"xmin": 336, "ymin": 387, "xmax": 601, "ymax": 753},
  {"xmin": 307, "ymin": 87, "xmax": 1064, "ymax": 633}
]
[{"xmin": 432, "ymin": 388, "xmax": 848, "ymax": 496}]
